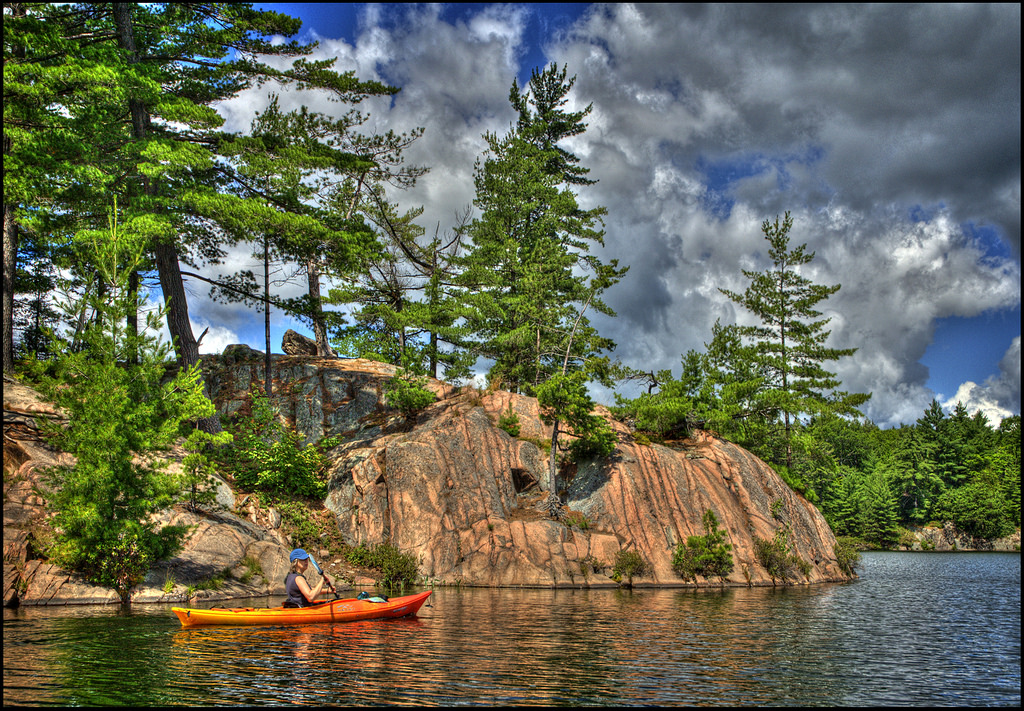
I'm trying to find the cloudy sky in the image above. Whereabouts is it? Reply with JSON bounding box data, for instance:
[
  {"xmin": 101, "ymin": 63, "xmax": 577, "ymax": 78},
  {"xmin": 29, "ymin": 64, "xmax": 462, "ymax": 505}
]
[{"xmin": 188, "ymin": 3, "xmax": 1020, "ymax": 428}]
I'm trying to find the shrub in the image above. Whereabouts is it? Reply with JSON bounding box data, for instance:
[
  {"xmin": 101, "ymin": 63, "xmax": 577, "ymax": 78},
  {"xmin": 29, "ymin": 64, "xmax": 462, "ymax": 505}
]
[
  {"xmin": 833, "ymin": 538, "xmax": 861, "ymax": 577},
  {"xmin": 672, "ymin": 509, "xmax": 734, "ymax": 581},
  {"xmin": 931, "ymin": 473, "xmax": 1015, "ymax": 540},
  {"xmin": 536, "ymin": 370, "xmax": 618, "ymax": 463},
  {"xmin": 566, "ymin": 423, "xmax": 618, "ymax": 461},
  {"xmin": 498, "ymin": 406, "xmax": 521, "ymax": 437},
  {"xmin": 612, "ymin": 549, "xmax": 648, "ymax": 585},
  {"xmin": 180, "ymin": 426, "xmax": 232, "ymax": 512},
  {"xmin": 346, "ymin": 543, "xmax": 420, "ymax": 590},
  {"xmin": 753, "ymin": 525, "xmax": 809, "ymax": 584},
  {"xmin": 274, "ymin": 499, "xmax": 322, "ymax": 550},
  {"xmin": 384, "ymin": 370, "xmax": 436, "ymax": 416},
  {"xmin": 564, "ymin": 511, "xmax": 591, "ymax": 530},
  {"xmin": 224, "ymin": 388, "xmax": 328, "ymax": 499}
]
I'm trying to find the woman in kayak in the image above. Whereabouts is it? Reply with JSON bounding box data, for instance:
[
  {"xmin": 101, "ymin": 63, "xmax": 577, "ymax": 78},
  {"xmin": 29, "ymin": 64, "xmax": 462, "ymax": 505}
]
[{"xmin": 284, "ymin": 548, "xmax": 334, "ymax": 607}]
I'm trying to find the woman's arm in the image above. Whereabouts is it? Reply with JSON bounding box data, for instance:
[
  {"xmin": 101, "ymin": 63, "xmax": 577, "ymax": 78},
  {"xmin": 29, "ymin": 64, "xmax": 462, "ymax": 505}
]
[{"xmin": 296, "ymin": 572, "xmax": 333, "ymax": 603}]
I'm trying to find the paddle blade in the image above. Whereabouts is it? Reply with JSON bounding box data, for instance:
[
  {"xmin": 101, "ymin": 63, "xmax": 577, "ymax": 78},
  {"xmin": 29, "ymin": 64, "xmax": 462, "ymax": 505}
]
[{"xmin": 308, "ymin": 555, "xmax": 323, "ymax": 575}]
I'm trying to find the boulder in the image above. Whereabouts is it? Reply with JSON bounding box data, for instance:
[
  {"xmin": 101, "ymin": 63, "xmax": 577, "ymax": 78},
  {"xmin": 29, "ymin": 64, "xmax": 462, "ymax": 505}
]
[{"xmin": 282, "ymin": 329, "xmax": 318, "ymax": 356}]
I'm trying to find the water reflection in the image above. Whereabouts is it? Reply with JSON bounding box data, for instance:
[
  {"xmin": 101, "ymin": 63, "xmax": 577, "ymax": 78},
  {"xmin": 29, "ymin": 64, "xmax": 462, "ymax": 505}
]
[{"xmin": 3, "ymin": 553, "xmax": 1020, "ymax": 706}]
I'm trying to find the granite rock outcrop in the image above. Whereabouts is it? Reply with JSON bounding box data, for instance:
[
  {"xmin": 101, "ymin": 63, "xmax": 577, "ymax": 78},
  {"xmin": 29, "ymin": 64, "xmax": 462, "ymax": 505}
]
[
  {"xmin": 5, "ymin": 351, "xmax": 860, "ymax": 606},
  {"xmin": 201, "ymin": 353, "xmax": 850, "ymax": 588}
]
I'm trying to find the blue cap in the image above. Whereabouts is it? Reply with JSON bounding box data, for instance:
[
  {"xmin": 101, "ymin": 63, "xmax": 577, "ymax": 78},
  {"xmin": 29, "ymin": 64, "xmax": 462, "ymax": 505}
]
[{"xmin": 289, "ymin": 548, "xmax": 309, "ymax": 562}]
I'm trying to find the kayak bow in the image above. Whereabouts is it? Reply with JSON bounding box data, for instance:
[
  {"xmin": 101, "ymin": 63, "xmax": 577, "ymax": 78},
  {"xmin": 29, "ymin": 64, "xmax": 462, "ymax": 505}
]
[{"xmin": 173, "ymin": 590, "xmax": 431, "ymax": 628}]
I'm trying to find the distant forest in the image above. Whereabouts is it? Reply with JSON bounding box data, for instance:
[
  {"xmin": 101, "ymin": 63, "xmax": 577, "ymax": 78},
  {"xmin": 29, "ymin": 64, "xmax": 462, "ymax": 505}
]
[{"xmin": 6, "ymin": 3, "xmax": 1018, "ymax": 564}]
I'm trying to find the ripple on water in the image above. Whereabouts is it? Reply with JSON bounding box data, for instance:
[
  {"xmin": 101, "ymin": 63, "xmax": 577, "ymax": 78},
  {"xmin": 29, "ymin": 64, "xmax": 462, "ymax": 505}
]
[{"xmin": 2, "ymin": 553, "xmax": 1020, "ymax": 706}]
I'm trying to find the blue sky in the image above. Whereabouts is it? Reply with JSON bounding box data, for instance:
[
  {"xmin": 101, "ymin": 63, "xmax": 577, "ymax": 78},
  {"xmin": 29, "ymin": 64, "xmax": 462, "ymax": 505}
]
[{"xmin": 188, "ymin": 3, "xmax": 1020, "ymax": 428}]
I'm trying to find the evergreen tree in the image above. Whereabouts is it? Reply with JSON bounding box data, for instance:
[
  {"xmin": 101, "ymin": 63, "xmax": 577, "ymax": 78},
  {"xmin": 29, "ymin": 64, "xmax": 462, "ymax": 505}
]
[
  {"xmin": 719, "ymin": 212, "xmax": 869, "ymax": 468},
  {"xmin": 916, "ymin": 400, "xmax": 967, "ymax": 488},
  {"xmin": 330, "ymin": 203, "xmax": 474, "ymax": 381},
  {"xmin": 874, "ymin": 426, "xmax": 944, "ymax": 525},
  {"xmin": 212, "ymin": 94, "xmax": 403, "ymax": 358},
  {"xmin": 932, "ymin": 471, "xmax": 1014, "ymax": 540},
  {"xmin": 459, "ymin": 64, "xmax": 625, "ymax": 393},
  {"xmin": 31, "ymin": 202, "xmax": 216, "ymax": 602},
  {"xmin": 824, "ymin": 467, "xmax": 865, "ymax": 538},
  {"xmin": 860, "ymin": 469, "xmax": 900, "ymax": 548},
  {"xmin": 701, "ymin": 319, "xmax": 776, "ymax": 452},
  {"xmin": 3, "ymin": 2, "xmax": 123, "ymax": 371},
  {"xmin": 995, "ymin": 415, "xmax": 1021, "ymax": 526}
]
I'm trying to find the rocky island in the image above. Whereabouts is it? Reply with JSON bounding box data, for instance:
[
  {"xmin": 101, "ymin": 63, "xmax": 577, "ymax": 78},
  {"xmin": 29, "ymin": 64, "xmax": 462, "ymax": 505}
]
[{"xmin": 6, "ymin": 342, "xmax": 857, "ymax": 607}]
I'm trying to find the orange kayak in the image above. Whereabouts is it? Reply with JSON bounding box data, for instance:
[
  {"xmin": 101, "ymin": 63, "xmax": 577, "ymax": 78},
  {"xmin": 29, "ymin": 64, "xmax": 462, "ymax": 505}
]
[{"xmin": 173, "ymin": 590, "xmax": 432, "ymax": 628}]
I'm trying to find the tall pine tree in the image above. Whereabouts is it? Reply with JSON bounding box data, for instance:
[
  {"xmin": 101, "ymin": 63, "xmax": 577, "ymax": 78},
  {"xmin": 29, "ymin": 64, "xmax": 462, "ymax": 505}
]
[
  {"xmin": 459, "ymin": 64, "xmax": 625, "ymax": 393},
  {"xmin": 720, "ymin": 212, "xmax": 869, "ymax": 468}
]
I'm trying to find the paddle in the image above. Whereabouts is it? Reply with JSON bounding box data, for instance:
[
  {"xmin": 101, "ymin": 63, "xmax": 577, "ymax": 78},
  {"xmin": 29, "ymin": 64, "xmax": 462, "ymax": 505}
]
[{"xmin": 308, "ymin": 554, "xmax": 338, "ymax": 599}]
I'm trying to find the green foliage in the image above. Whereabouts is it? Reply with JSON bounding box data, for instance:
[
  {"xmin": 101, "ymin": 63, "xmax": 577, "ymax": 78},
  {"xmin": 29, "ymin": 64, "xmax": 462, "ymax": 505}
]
[
  {"xmin": 718, "ymin": 212, "xmax": 870, "ymax": 468},
  {"xmin": 771, "ymin": 464, "xmax": 817, "ymax": 503},
  {"xmin": 498, "ymin": 406, "xmax": 521, "ymax": 437},
  {"xmin": 32, "ymin": 205, "xmax": 207, "ymax": 602},
  {"xmin": 238, "ymin": 555, "xmax": 265, "ymax": 585},
  {"xmin": 457, "ymin": 64, "xmax": 626, "ymax": 393},
  {"xmin": 564, "ymin": 511, "xmax": 591, "ymax": 530},
  {"xmin": 672, "ymin": 509, "xmax": 735, "ymax": 581},
  {"xmin": 833, "ymin": 538, "xmax": 862, "ymax": 577},
  {"xmin": 996, "ymin": 416, "xmax": 1021, "ymax": 526},
  {"xmin": 536, "ymin": 369, "xmax": 617, "ymax": 461},
  {"xmin": 273, "ymin": 500, "xmax": 323, "ymax": 550},
  {"xmin": 611, "ymin": 549, "xmax": 648, "ymax": 585},
  {"xmin": 612, "ymin": 350, "xmax": 717, "ymax": 439},
  {"xmin": 859, "ymin": 470, "xmax": 901, "ymax": 549},
  {"xmin": 179, "ymin": 427, "xmax": 232, "ymax": 512},
  {"xmin": 345, "ymin": 543, "xmax": 420, "ymax": 590},
  {"xmin": 384, "ymin": 369, "xmax": 437, "ymax": 416},
  {"xmin": 224, "ymin": 388, "xmax": 328, "ymax": 498},
  {"xmin": 753, "ymin": 526, "xmax": 809, "ymax": 584},
  {"xmin": 932, "ymin": 472, "xmax": 1015, "ymax": 540},
  {"xmin": 5, "ymin": 2, "xmax": 414, "ymax": 422}
]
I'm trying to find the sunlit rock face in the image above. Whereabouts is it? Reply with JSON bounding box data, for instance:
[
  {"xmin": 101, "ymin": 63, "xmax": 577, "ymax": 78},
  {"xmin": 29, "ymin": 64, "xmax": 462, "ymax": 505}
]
[
  {"xmin": 204, "ymin": 356, "xmax": 850, "ymax": 588},
  {"xmin": 3, "ymin": 355, "xmax": 850, "ymax": 606}
]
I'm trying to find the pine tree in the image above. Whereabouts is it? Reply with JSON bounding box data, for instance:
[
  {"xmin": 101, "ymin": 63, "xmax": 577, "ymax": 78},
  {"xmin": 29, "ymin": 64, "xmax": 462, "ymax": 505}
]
[
  {"xmin": 459, "ymin": 65, "xmax": 625, "ymax": 393},
  {"xmin": 6, "ymin": 3, "xmax": 397, "ymax": 429},
  {"xmin": 3, "ymin": 2, "xmax": 124, "ymax": 371},
  {"xmin": 860, "ymin": 470, "xmax": 900, "ymax": 548},
  {"xmin": 873, "ymin": 427, "xmax": 943, "ymax": 525},
  {"xmin": 31, "ymin": 201, "xmax": 217, "ymax": 602},
  {"xmin": 719, "ymin": 212, "xmax": 869, "ymax": 468},
  {"xmin": 996, "ymin": 415, "xmax": 1021, "ymax": 526},
  {"xmin": 459, "ymin": 65, "xmax": 626, "ymax": 497}
]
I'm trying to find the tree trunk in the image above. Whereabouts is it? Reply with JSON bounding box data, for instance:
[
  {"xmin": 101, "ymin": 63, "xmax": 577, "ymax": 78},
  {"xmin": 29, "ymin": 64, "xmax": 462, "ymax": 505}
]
[
  {"xmin": 126, "ymin": 269, "xmax": 138, "ymax": 365},
  {"xmin": 548, "ymin": 418, "xmax": 560, "ymax": 494},
  {"xmin": 305, "ymin": 256, "xmax": 336, "ymax": 357},
  {"xmin": 264, "ymin": 236, "xmax": 271, "ymax": 398},
  {"xmin": 153, "ymin": 241, "xmax": 220, "ymax": 433},
  {"xmin": 3, "ymin": 4, "xmax": 25, "ymax": 373},
  {"xmin": 3, "ymin": 203, "xmax": 17, "ymax": 373}
]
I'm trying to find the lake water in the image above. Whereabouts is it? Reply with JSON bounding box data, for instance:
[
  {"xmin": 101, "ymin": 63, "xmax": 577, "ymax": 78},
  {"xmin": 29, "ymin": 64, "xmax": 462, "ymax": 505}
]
[{"xmin": 3, "ymin": 552, "xmax": 1019, "ymax": 706}]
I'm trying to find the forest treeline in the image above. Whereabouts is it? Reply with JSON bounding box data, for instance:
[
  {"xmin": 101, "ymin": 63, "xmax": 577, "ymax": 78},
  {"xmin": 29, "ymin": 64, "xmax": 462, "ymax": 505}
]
[{"xmin": 4, "ymin": 2, "xmax": 1018, "ymax": 595}]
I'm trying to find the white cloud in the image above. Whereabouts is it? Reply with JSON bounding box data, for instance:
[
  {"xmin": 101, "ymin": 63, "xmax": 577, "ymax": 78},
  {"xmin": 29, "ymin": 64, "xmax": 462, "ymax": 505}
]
[
  {"xmin": 943, "ymin": 337, "xmax": 1021, "ymax": 426},
  {"xmin": 195, "ymin": 323, "xmax": 242, "ymax": 355}
]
